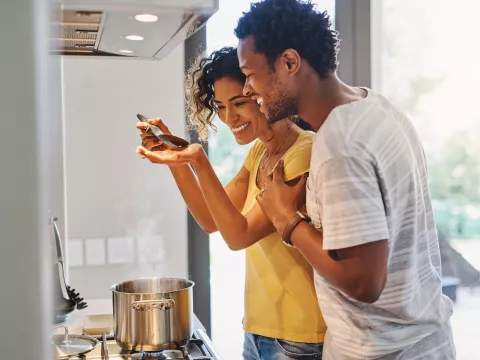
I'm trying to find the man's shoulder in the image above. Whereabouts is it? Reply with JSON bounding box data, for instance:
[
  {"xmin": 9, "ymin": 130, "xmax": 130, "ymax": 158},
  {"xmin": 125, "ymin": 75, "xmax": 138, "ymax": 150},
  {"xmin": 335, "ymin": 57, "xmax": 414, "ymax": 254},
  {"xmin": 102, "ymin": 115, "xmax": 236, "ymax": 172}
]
[{"xmin": 312, "ymin": 89, "xmax": 404, "ymax": 164}]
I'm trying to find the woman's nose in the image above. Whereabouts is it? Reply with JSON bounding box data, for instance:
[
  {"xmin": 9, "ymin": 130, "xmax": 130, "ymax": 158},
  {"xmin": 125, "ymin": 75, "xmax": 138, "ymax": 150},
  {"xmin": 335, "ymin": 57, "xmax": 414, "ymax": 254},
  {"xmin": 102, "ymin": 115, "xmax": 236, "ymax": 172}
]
[{"xmin": 225, "ymin": 108, "xmax": 238, "ymax": 124}]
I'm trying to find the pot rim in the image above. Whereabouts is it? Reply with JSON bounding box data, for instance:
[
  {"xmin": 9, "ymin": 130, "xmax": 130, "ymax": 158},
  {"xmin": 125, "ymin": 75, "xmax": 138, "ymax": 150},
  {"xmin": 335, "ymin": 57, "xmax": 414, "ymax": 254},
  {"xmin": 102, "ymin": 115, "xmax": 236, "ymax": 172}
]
[{"xmin": 110, "ymin": 276, "xmax": 195, "ymax": 295}]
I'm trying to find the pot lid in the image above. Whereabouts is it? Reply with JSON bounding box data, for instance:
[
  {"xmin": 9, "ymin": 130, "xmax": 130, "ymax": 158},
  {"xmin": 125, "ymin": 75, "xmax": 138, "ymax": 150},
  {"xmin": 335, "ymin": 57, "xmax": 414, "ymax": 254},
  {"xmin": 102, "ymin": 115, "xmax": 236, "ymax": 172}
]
[{"xmin": 51, "ymin": 333, "xmax": 99, "ymax": 359}]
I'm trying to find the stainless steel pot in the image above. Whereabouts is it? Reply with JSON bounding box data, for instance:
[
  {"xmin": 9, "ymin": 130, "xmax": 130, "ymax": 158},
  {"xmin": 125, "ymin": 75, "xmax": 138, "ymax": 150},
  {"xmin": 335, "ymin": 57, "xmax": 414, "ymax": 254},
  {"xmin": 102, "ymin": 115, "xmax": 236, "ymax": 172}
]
[{"xmin": 110, "ymin": 277, "xmax": 194, "ymax": 351}]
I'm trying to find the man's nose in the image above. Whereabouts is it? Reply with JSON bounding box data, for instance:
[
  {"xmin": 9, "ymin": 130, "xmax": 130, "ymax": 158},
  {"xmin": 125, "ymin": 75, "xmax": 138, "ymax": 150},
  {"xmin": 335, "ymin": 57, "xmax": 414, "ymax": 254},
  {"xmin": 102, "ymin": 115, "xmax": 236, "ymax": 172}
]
[{"xmin": 243, "ymin": 80, "xmax": 253, "ymax": 97}]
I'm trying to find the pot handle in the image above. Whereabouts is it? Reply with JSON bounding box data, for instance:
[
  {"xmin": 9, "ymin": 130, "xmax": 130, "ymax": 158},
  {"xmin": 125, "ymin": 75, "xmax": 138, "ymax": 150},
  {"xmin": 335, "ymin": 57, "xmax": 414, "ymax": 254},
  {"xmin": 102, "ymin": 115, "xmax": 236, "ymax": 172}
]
[
  {"xmin": 52, "ymin": 324, "xmax": 71, "ymax": 345},
  {"xmin": 130, "ymin": 299, "xmax": 175, "ymax": 311}
]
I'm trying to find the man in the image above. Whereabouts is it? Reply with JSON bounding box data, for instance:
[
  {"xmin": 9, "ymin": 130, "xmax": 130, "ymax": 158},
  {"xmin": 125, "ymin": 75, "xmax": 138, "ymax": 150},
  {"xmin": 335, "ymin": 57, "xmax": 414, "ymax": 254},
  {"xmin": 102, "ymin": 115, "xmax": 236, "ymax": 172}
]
[{"xmin": 234, "ymin": 0, "xmax": 455, "ymax": 359}]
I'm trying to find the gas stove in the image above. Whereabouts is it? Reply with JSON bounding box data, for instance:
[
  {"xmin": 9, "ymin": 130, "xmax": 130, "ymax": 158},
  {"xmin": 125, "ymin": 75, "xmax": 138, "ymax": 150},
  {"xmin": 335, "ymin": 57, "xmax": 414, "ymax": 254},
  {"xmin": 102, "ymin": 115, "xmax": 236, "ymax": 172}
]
[{"xmin": 71, "ymin": 330, "xmax": 222, "ymax": 360}]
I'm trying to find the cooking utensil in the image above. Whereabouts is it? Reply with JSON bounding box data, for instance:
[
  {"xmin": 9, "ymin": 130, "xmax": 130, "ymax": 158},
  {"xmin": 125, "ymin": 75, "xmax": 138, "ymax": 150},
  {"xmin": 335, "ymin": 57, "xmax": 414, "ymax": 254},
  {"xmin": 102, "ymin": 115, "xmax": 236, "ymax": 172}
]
[
  {"xmin": 52, "ymin": 324, "xmax": 99, "ymax": 359},
  {"xmin": 67, "ymin": 285, "xmax": 88, "ymax": 310},
  {"xmin": 52, "ymin": 217, "xmax": 77, "ymax": 322},
  {"xmin": 52, "ymin": 218, "xmax": 75, "ymax": 306},
  {"xmin": 137, "ymin": 113, "xmax": 190, "ymax": 149},
  {"xmin": 111, "ymin": 277, "xmax": 194, "ymax": 351},
  {"xmin": 52, "ymin": 217, "xmax": 88, "ymax": 323}
]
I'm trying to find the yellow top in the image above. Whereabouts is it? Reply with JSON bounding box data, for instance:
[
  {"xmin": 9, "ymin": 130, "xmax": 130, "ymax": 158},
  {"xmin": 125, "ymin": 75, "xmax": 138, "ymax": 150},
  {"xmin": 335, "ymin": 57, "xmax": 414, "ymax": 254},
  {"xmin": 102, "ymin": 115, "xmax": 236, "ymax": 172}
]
[{"xmin": 242, "ymin": 131, "xmax": 326, "ymax": 343}]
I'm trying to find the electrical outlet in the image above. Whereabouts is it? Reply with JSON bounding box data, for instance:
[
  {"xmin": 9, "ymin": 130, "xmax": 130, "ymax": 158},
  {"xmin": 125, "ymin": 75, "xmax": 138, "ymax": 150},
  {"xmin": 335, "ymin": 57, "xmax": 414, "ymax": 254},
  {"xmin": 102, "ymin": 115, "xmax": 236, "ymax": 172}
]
[
  {"xmin": 85, "ymin": 238, "xmax": 106, "ymax": 266},
  {"xmin": 68, "ymin": 238, "xmax": 84, "ymax": 267}
]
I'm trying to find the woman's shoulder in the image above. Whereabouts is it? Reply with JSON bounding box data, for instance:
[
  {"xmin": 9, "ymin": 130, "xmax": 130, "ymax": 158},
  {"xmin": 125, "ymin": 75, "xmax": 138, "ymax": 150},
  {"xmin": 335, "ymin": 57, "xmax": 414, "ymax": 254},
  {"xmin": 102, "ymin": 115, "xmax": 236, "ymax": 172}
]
[
  {"xmin": 296, "ymin": 130, "xmax": 316, "ymax": 145},
  {"xmin": 246, "ymin": 139, "xmax": 265, "ymax": 160},
  {"xmin": 286, "ymin": 130, "xmax": 315, "ymax": 158},
  {"xmin": 282, "ymin": 131, "xmax": 315, "ymax": 180},
  {"xmin": 243, "ymin": 139, "xmax": 265, "ymax": 172}
]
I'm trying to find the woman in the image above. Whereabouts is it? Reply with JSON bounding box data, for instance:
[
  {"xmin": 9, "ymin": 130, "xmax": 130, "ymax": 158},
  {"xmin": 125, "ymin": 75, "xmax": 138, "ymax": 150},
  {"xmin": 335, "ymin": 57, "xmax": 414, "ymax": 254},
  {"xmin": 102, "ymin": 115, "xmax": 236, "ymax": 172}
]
[{"xmin": 136, "ymin": 47, "xmax": 326, "ymax": 359}]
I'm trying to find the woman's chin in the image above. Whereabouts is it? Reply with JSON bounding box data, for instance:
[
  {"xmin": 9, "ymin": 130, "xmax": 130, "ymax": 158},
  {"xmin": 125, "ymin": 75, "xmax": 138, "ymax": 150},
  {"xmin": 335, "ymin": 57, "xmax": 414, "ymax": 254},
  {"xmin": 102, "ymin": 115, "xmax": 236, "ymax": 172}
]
[{"xmin": 234, "ymin": 135, "xmax": 256, "ymax": 146}]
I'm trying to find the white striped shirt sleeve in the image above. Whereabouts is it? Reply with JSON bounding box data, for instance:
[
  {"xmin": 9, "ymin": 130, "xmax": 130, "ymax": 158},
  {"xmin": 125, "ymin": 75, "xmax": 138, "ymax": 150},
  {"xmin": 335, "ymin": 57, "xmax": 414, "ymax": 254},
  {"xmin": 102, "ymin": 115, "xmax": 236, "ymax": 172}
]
[{"xmin": 318, "ymin": 154, "xmax": 390, "ymax": 250}]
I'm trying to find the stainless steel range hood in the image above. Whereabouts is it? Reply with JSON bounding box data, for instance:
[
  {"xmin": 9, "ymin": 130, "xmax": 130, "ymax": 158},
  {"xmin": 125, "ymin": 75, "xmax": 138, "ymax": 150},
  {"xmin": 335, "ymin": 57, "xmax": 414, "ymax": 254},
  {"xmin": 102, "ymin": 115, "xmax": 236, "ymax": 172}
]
[{"xmin": 51, "ymin": 0, "xmax": 217, "ymax": 59}]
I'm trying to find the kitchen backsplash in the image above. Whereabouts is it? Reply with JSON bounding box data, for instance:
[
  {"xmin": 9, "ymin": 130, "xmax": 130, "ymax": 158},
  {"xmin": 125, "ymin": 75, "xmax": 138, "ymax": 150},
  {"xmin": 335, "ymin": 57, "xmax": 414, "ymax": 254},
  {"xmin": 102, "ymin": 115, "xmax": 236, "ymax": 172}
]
[
  {"xmin": 68, "ymin": 236, "xmax": 161, "ymax": 267},
  {"xmin": 62, "ymin": 46, "xmax": 189, "ymax": 299}
]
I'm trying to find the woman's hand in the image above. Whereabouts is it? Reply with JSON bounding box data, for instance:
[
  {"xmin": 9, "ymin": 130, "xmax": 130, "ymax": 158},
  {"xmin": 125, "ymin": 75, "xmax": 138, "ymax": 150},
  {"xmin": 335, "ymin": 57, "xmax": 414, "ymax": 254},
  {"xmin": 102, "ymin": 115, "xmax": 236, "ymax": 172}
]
[
  {"xmin": 137, "ymin": 143, "xmax": 205, "ymax": 167},
  {"xmin": 136, "ymin": 118, "xmax": 171, "ymax": 152},
  {"xmin": 135, "ymin": 117, "xmax": 204, "ymax": 166}
]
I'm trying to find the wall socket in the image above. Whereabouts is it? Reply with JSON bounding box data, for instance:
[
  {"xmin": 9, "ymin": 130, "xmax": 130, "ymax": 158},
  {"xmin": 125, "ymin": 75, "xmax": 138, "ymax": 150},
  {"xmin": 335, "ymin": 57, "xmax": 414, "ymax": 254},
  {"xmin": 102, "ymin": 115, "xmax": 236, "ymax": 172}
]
[
  {"xmin": 85, "ymin": 238, "xmax": 106, "ymax": 266},
  {"xmin": 68, "ymin": 238, "xmax": 84, "ymax": 267}
]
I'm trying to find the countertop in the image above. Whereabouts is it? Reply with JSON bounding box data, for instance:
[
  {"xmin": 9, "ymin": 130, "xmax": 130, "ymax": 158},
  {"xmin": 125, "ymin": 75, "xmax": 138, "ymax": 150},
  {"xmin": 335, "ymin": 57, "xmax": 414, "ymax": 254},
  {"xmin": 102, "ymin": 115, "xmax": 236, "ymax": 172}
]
[{"xmin": 52, "ymin": 299, "xmax": 219, "ymax": 360}]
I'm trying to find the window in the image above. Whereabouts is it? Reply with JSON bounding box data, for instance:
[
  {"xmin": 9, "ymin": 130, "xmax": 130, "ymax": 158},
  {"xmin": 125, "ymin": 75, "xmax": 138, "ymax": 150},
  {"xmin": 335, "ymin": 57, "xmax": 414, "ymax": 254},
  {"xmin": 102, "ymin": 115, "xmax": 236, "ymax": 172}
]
[
  {"xmin": 206, "ymin": 1, "xmax": 335, "ymax": 357},
  {"xmin": 372, "ymin": 1, "xmax": 480, "ymax": 358}
]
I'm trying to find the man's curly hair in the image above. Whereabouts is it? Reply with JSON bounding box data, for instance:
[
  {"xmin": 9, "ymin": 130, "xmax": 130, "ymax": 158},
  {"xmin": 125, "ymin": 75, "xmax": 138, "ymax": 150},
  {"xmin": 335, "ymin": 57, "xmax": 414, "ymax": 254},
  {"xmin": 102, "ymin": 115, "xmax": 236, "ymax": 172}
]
[
  {"xmin": 185, "ymin": 45, "xmax": 314, "ymax": 140},
  {"xmin": 185, "ymin": 46, "xmax": 245, "ymax": 141},
  {"xmin": 234, "ymin": 0, "xmax": 339, "ymax": 78}
]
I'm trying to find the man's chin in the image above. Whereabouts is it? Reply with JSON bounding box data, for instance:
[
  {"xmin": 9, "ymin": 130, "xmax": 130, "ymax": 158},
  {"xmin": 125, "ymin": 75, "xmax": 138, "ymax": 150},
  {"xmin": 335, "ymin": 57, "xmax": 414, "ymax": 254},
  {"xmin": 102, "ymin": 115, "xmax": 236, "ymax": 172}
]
[{"xmin": 267, "ymin": 114, "xmax": 286, "ymax": 125}]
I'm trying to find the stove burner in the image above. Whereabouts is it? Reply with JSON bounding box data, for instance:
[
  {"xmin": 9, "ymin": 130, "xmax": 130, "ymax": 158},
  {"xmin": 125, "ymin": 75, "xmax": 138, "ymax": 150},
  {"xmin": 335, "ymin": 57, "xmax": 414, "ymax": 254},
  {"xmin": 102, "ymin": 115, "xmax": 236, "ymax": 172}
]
[
  {"xmin": 130, "ymin": 351, "xmax": 167, "ymax": 360},
  {"xmin": 76, "ymin": 330, "xmax": 220, "ymax": 359}
]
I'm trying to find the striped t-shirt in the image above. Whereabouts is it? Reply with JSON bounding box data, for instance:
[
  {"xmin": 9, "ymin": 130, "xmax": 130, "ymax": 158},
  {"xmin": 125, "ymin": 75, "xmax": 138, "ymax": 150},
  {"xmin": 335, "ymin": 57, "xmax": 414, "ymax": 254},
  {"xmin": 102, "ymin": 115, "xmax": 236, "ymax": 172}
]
[{"xmin": 306, "ymin": 88, "xmax": 455, "ymax": 359}]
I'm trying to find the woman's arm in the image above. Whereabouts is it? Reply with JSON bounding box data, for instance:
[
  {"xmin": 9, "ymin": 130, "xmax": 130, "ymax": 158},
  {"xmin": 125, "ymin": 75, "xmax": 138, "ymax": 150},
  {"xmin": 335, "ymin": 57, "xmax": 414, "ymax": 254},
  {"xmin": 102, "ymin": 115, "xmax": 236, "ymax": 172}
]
[
  {"xmin": 137, "ymin": 143, "xmax": 276, "ymax": 250},
  {"xmin": 167, "ymin": 160, "xmax": 249, "ymax": 234},
  {"xmin": 137, "ymin": 120, "xmax": 248, "ymax": 234},
  {"xmin": 193, "ymin": 155, "xmax": 276, "ymax": 250}
]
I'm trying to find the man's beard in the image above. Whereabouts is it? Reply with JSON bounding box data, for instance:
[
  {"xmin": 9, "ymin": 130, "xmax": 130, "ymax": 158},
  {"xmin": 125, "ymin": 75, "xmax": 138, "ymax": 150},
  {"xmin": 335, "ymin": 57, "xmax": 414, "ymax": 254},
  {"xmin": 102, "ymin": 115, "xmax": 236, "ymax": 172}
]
[{"xmin": 265, "ymin": 94, "xmax": 298, "ymax": 124}]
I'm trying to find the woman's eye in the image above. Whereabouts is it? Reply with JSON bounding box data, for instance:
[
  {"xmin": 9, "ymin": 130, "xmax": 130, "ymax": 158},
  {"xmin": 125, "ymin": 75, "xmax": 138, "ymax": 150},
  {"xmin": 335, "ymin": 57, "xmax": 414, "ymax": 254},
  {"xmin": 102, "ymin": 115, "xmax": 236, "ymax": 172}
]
[{"xmin": 234, "ymin": 102, "xmax": 247, "ymax": 107}]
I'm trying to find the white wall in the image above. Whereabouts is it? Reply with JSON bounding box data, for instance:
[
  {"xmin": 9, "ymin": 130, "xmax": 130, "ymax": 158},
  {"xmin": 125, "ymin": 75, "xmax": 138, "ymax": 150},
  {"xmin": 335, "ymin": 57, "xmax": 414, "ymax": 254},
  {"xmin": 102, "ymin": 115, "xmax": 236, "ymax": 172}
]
[{"xmin": 62, "ymin": 46, "xmax": 189, "ymax": 299}]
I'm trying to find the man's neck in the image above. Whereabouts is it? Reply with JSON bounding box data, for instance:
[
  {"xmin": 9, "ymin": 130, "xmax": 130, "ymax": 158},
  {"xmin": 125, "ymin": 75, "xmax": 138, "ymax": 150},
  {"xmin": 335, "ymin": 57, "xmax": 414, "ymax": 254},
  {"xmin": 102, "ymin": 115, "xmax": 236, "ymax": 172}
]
[{"xmin": 298, "ymin": 72, "xmax": 366, "ymax": 132}]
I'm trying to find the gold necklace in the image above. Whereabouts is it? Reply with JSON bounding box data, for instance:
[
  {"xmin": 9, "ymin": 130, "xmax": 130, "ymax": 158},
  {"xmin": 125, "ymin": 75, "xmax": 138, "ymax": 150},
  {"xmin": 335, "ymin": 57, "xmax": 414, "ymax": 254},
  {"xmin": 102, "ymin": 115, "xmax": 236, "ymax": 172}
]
[{"xmin": 257, "ymin": 124, "xmax": 294, "ymax": 188}]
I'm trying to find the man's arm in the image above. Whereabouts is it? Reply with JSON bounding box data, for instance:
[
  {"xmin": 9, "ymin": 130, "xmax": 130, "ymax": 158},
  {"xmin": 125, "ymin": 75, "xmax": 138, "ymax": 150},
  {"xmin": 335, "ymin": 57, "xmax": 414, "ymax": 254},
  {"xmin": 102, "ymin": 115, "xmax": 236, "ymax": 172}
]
[
  {"xmin": 288, "ymin": 223, "xmax": 388, "ymax": 303},
  {"xmin": 258, "ymin": 155, "xmax": 390, "ymax": 303}
]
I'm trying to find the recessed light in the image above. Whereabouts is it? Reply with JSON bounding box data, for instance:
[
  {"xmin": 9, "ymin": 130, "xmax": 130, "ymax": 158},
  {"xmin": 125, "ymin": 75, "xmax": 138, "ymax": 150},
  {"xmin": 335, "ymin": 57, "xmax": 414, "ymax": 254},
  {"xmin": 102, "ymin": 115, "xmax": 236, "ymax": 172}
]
[
  {"xmin": 125, "ymin": 35, "xmax": 144, "ymax": 41},
  {"xmin": 134, "ymin": 14, "xmax": 158, "ymax": 23},
  {"xmin": 119, "ymin": 50, "xmax": 133, "ymax": 54}
]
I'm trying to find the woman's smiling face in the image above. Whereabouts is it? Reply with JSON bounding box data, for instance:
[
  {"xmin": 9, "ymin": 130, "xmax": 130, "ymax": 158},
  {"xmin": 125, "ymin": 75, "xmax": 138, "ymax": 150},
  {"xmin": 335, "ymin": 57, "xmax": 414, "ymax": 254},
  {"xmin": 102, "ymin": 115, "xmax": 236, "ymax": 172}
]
[{"xmin": 213, "ymin": 77, "xmax": 269, "ymax": 145}]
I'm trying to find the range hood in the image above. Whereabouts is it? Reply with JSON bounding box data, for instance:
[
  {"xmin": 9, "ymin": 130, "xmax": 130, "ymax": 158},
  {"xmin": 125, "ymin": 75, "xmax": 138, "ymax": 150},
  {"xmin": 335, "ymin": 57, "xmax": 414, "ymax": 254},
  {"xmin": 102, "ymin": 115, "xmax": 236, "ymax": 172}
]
[{"xmin": 50, "ymin": 0, "xmax": 218, "ymax": 59}]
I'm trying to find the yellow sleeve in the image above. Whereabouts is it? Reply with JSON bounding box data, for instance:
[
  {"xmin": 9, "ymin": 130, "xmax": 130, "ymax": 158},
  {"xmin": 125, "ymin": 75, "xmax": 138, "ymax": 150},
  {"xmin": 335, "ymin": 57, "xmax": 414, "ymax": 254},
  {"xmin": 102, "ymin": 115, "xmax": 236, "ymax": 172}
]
[
  {"xmin": 243, "ymin": 140, "xmax": 264, "ymax": 172},
  {"xmin": 282, "ymin": 131, "xmax": 315, "ymax": 181}
]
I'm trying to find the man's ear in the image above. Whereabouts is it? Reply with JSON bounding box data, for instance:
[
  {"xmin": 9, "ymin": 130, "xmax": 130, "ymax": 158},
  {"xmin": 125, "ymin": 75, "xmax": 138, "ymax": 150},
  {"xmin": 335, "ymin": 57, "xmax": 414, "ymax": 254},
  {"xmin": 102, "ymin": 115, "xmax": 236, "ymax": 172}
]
[{"xmin": 281, "ymin": 49, "xmax": 301, "ymax": 76}]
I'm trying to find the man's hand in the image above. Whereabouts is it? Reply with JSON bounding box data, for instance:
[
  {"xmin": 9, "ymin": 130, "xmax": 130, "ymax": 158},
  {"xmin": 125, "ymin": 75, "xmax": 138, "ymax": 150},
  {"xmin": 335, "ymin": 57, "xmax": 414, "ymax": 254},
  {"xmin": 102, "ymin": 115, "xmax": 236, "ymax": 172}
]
[{"xmin": 256, "ymin": 160, "xmax": 307, "ymax": 234}]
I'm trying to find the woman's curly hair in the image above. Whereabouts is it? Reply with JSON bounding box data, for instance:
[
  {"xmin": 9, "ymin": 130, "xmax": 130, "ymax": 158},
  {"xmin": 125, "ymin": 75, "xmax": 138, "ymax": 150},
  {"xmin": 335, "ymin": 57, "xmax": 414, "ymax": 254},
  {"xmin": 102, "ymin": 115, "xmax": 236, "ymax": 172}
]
[
  {"xmin": 185, "ymin": 46, "xmax": 314, "ymax": 140},
  {"xmin": 185, "ymin": 46, "xmax": 245, "ymax": 141}
]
